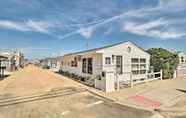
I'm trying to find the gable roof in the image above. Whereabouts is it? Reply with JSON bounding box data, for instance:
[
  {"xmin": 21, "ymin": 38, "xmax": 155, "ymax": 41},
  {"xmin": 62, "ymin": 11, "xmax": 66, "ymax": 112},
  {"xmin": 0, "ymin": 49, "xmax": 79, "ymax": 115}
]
[{"xmin": 63, "ymin": 41, "xmax": 149, "ymax": 57}]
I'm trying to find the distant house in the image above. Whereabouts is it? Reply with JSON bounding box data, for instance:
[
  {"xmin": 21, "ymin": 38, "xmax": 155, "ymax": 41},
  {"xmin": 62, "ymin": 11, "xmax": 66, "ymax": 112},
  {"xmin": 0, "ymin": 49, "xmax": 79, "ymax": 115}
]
[
  {"xmin": 177, "ymin": 52, "xmax": 186, "ymax": 77},
  {"xmin": 0, "ymin": 55, "xmax": 8, "ymax": 78},
  {"xmin": 0, "ymin": 49, "xmax": 24, "ymax": 72},
  {"xmin": 178, "ymin": 52, "xmax": 186, "ymax": 64},
  {"xmin": 60, "ymin": 41, "xmax": 150, "ymax": 83},
  {"xmin": 40, "ymin": 57, "xmax": 59, "ymax": 69}
]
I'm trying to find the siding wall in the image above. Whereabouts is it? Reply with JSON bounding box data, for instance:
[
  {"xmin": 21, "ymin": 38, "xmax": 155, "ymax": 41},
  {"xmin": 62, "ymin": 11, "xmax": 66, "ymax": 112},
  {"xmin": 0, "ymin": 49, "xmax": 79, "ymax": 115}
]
[
  {"xmin": 100, "ymin": 42, "xmax": 150, "ymax": 81},
  {"xmin": 60, "ymin": 42, "xmax": 150, "ymax": 81},
  {"xmin": 60, "ymin": 52, "xmax": 102, "ymax": 78}
]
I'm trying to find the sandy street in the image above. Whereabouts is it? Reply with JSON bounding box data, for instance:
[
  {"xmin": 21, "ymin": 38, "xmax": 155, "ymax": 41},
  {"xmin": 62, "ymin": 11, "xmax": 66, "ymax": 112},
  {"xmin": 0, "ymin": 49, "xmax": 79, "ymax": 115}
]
[{"xmin": 0, "ymin": 65, "xmax": 153, "ymax": 118}]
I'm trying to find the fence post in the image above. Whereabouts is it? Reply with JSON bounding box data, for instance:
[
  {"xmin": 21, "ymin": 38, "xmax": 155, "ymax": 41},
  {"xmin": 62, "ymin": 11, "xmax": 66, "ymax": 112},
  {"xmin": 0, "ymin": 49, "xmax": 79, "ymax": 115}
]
[
  {"xmin": 173, "ymin": 70, "xmax": 177, "ymax": 79},
  {"xmin": 160, "ymin": 69, "xmax": 163, "ymax": 80},
  {"xmin": 130, "ymin": 72, "xmax": 133, "ymax": 88},
  {"xmin": 115, "ymin": 72, "xmax": 119, "ymax": 90},
  {"xmin": 145, "ymin": 70, "xmax": 148, "ymax": 83}
]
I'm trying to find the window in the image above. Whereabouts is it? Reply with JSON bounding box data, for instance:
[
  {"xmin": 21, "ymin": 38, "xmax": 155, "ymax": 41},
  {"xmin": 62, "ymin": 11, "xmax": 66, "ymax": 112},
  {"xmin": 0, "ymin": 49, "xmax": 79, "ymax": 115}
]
[
  {"xmin": 82, "ymin": 58, "xmax": 87, "ymax": 73},
  {"xmin": 82, "ymin": 58, "xmax": 93, "ymax": 74},
  {"xmin": 140, "ymin": 58, "xmax": 146, "ymax": 63},
  {"xmin": 74, "ymin": 57, "xmax": 77, "ymax": 67},
  {"xmin": 132, "ymin": 70, "xmax": 139, "ymax": 75},
  {"xmin": 140, "ymin": 64, "xmax": 146, "ymax": 69},
  {"xmin": 71, "ymin": 61, "xmax": 73, "ymax": 67},
  {"xmin": 116, "ymin": 56, "xmax": 123, "ymax": 74},
  {"xmin": 132, "ymin": 58, "xmax": 139, "ymax": 63},
  {"xmin": 71, "ymin": 57, "xmax": 78, "ymax": 67},
  {"xmin": 132, "ymin": 64, "xmax": 139, "ymax": 69},
  {"xmin": 140, "ymin": 70, "xmax": 146, "ymax": 74},
  {"xmin": 181, "ymin": 57, "xmax": 184, "ymax": 62},
  {"xmin": 105, "ymin": 57, "xmax": 111, "ymax": 64},
  {"xmin": 87, "ymin": 58, "xmax": 93, "ymax": 74},
  {"xmin": 131, "ymin": 58, "xmax": 147, "ymax": 75}
]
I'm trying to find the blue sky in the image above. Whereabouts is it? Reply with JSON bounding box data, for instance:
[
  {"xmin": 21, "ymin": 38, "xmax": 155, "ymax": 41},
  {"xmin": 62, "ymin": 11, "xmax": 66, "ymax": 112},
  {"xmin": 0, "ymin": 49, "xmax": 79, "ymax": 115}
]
[{"xmin": 0, "ymin": 0, "xmax": 186, "ymax": 59}]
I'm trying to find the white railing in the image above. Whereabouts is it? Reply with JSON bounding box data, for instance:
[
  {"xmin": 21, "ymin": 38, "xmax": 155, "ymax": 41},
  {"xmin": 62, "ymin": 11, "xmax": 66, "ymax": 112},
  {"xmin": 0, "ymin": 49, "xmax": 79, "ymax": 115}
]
[
  {"xmin": 147, "ymin": 70, "xmax": 162, "ymax": 81},
  {"xmin": 117, "ymin": 70, "xmax": 163, "ymax": 89},
  {"xmin": 130, "ymin": 70, "xmax": 162, "ymax": 87}
]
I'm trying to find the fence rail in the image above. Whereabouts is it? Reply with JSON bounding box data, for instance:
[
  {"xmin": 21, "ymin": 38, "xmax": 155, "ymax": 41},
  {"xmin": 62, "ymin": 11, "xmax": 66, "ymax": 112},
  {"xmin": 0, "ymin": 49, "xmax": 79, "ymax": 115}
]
[{"xmin": 117, "ymin": 70, "xmax": 162, "ymax": 89}]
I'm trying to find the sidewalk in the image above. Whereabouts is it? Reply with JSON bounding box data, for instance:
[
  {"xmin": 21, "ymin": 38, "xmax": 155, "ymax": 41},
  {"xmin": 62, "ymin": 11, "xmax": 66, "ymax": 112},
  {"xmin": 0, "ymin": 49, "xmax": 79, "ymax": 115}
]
[{"xmin": 88, "ymin": 78, "xmax": 186, "ymax": 111}]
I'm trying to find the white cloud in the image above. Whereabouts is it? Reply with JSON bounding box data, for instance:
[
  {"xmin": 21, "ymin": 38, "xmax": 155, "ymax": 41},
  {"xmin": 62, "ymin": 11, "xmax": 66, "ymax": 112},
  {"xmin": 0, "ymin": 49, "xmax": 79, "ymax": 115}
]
[
  {"xmin": 19, "ymin": 47, "xmax": 51, "ymax": 54},
  {"xmin": 0, "ymin": 20, "xmax": 53, "ymax": 33},
  {"xmin": 123, "ymin": 19, "xmax": 186, "ymax": 39},
  {"xmin": 119, "ymin": 0, "xmax": 186, "ymax": 40},
  {"xmin": 159, "ymin": 0, "xmax": 186, "ymax": 10},
  {"xmin": 2, "ymin": 0, "xmax": 185, "ymax": 40},
  {"xmin": 78, "ymin": 27, "xmax": 94, "ymax": 39},
  {"xmin": 26, "ymin": 20, "xmax": 53, "ymax": 33},
  {"xmin": 0, "ymin": 20, "xmax": 29, "ymax": 31}
]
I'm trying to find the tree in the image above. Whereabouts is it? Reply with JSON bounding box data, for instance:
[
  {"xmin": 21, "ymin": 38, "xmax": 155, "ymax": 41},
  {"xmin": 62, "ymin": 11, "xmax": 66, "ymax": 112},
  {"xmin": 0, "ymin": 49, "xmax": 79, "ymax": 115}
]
[{"xmin": 147, "ymin": 48, "xmax": 179, "ymax": 79}]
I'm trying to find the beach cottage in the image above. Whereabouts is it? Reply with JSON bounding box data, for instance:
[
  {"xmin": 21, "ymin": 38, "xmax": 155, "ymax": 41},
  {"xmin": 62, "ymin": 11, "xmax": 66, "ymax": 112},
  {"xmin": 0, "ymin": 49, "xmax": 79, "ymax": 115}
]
[{"xmin": 60, "ymin": 41, "xmax": 152, "ymax": 91}]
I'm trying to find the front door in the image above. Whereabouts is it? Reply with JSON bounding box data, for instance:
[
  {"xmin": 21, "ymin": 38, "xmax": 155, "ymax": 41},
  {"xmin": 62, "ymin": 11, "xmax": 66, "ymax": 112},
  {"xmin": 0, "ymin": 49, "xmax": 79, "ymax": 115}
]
[
  {"xmin": 116, "ymin": 56, "xmax": 123, "ymax": 74},
  {"xmin": 87, "ymin": 58, "xmax": 93, "ymax": 74}
]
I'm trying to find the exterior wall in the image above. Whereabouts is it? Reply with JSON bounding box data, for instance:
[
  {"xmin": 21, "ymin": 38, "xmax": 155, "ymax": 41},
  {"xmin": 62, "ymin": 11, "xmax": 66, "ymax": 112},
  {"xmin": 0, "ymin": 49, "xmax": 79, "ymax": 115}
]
[
  {"xmin": 99, "ymin": 42, "xmax": 150, "ymax": 82},
  {"xmin": 60, "ymin": 52, "xmax": 102, "ymax": 78}
]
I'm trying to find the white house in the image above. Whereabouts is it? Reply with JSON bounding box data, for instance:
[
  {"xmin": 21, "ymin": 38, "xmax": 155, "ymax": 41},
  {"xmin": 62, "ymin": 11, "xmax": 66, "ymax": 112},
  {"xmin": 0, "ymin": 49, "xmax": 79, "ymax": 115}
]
[
  {"xmin": 59, "ymin": 41, "xmax": 152, "ymax": 91},
  {"xmin": 177, "ymin": 52, "xmax": 186, "ymax": 77},
  {"xmin": 178, "ymin": 52, "xmax": 186, "ymax": 64},
  {"xmin": 0, "ymin": 49, "xmax": 24, "ymax": 72}
]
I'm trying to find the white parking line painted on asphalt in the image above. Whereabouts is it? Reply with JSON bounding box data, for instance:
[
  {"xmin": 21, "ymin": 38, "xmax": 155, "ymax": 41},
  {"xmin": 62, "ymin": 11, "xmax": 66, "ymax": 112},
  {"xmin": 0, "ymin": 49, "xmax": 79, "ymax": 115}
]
[
  {"xmin": 61, "ymin": 110, "xmax": 70, "ymax": 115},
  {"xmin": 86, "ymin": 101, "xmax": 104, "ymax": 108}
]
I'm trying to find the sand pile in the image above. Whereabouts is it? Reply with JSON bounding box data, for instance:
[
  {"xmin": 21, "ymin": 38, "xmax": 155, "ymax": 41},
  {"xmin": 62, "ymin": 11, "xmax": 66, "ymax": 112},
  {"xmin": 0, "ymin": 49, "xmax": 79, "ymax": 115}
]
[{"xmin": 0, "ymin": 65, "xmax": 82, "ymax": 96}]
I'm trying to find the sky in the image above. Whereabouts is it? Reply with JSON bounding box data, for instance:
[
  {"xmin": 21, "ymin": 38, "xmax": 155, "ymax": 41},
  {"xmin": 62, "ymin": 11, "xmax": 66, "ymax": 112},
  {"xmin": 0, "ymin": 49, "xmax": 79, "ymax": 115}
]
[{"xmin": 0, "ymin": 0, "xmax": 186, "ymax": 59}]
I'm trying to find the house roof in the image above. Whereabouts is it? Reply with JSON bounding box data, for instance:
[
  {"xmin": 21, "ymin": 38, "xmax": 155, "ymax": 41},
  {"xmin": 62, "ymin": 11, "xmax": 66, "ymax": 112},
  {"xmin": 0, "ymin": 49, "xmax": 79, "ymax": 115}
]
[{"xmin": 63, "ymin": 41, "xmax": 149, "ymax": 57}]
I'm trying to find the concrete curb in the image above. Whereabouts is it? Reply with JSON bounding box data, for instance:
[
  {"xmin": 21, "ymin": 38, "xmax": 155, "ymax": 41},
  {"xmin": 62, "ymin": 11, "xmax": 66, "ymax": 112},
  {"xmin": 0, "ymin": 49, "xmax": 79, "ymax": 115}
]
[
  {"xmin": 155, "ymin": 108, "xmax": 186, "ymax": 112},
  {"xmin": 87, "ymin": 88, "xmax": 155, "ymax": 112}
]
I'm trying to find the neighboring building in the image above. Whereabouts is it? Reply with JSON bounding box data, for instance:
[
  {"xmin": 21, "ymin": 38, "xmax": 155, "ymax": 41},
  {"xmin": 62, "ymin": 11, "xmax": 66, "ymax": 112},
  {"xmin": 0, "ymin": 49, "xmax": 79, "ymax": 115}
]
[
  {"xmin": 0, "ymin": 55, "xmax": 8, "ymax": 78},
  {"xmin": 40, "ymin": 57, "xmax": 59, "ymax": 69},
  {"xmin": 178, "ymin": 52, "xmax": 186, "ymax": 64},
  {"xmin": 0, "ymin": 49, "xmax": 24, "ymax": 72},
  {"xmin": 177, "ymin": 52, "xmax": 186, "ymax": 77},
  {"xmin": 60, "ymin": 41, "xmax": 150, "ymax": 83}
]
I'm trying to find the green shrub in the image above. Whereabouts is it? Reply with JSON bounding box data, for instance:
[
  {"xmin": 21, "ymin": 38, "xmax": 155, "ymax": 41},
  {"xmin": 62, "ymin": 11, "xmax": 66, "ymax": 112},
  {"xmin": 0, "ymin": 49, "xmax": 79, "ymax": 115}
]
[{"xmin": 147, "ymin": 48, "xmax": 179, "ymax": 79}]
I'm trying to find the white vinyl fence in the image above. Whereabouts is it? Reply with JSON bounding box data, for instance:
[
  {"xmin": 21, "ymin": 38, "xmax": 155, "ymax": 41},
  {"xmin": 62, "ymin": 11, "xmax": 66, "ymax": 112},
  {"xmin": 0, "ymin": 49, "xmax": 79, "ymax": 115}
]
[{"xmin": 116, "ymin": 70, "xmax": 163, "ymax": 90}]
